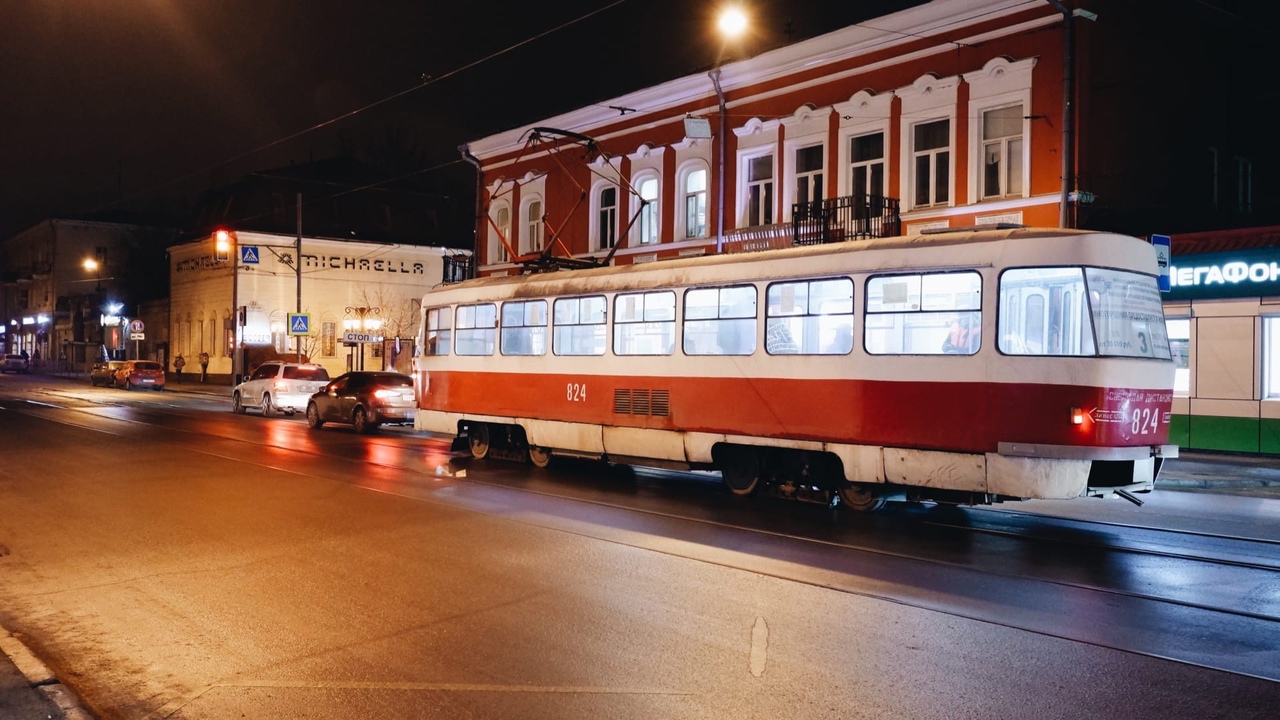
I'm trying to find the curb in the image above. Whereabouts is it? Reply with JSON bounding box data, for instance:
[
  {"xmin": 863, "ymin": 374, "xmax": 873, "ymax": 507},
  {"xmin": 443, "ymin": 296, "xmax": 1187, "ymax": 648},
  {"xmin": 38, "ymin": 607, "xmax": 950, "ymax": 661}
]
[{"xmin": 0, "ymin": 627, "xmax": 93, "ymax": 720}]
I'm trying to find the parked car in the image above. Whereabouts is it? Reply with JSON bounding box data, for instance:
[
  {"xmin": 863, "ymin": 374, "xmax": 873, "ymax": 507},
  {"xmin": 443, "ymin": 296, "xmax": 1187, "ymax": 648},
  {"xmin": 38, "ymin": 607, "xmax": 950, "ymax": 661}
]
[
  {"xmin": 1, "ymin": 354, "xmax": 29, "ymax": 374},
  {"xmin": 90, "ymin": 360, "xmax": 128, "ymax": 387},
  {"xmin": 305, "ymin": 371, "xmax": 416, "ymax": 433},
  {"xmin": 232, "ymin": 362, "xmax": 331, "ymax": 417},
  {"xmin": 113, "ymin": 360, "xmax": 167, "ymax": 391}
]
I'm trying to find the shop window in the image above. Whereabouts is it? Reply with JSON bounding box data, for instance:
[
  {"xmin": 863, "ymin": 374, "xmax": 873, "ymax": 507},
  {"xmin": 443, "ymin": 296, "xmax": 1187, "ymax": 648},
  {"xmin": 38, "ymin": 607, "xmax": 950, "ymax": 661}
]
[{"xmin": 1167, "ymin": 318, "xmax": 1190, "ymax": 395}]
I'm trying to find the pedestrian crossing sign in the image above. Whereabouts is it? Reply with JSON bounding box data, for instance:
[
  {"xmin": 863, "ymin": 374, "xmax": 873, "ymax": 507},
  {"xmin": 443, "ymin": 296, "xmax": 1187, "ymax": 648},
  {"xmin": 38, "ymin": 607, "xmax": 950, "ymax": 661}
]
[
  {"xmin": 288, "ymin": 313, "xmax": 310, "ymax": 336},
  {"xmin": 240, "ymin": 246, "xmax": 260, "ymax": 264}
]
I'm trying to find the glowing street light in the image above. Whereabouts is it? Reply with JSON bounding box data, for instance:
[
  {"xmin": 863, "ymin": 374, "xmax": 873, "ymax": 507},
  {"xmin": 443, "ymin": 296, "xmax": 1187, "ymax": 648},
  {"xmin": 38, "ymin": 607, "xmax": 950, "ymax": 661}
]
[
  {"xmin": 717, "ymin": 6, "xmax": 748, "ymax": 39},
  {"xmin": 83, "ymin": 257, "xmax": 101, "ymax": 291}
]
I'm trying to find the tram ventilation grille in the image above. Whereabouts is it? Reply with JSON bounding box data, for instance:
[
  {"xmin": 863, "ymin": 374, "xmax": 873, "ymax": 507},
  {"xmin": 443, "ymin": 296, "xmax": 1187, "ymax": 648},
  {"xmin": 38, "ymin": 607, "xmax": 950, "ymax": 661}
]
[{"xmin": 614, "ymin": 388, "xmax": 670, "ymax": 417}]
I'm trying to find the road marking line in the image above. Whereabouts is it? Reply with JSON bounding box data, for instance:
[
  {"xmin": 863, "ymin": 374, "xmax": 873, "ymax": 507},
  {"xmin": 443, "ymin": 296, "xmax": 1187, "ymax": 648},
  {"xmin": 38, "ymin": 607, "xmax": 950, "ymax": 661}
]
[{"xmin": 750, "ymin": 616, "xmax": 769, "ymax": 677}]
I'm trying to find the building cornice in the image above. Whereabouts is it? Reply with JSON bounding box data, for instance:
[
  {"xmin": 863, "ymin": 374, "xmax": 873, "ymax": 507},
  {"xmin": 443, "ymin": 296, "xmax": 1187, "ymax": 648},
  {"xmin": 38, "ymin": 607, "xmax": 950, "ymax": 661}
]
[{"xmin": 467, "ymin": 0, "xmax": 1055, "ymax": 163}]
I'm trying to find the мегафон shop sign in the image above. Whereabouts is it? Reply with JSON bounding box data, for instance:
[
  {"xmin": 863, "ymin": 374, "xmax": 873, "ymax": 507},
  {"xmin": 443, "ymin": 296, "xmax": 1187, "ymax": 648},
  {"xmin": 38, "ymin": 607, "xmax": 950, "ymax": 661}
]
[{"xmin": 1165, "ymin": 248, "xmax": 1280, "ymax": 301}]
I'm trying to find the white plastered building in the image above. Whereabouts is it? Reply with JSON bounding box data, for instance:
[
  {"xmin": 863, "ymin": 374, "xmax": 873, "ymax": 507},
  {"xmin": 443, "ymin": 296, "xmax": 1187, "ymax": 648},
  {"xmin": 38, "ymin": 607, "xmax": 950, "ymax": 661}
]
[{"xmin": 169, "ymin": 230, "xmax": 468, "ymax": 381}]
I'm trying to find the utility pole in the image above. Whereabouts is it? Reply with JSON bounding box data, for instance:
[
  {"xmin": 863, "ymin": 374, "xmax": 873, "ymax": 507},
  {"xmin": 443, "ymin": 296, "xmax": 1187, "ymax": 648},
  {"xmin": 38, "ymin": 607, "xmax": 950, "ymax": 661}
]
[{"xmin": 296, "ymin": 192, "xmax": 303, "ymax": 362}]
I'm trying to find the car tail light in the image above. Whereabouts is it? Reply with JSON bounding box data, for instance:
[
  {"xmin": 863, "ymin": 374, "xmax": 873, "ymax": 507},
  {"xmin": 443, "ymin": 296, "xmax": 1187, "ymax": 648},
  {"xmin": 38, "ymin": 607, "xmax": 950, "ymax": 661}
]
[{"xmin": 374, "ymin": 389, "xmax": 398, "ymax": 400}]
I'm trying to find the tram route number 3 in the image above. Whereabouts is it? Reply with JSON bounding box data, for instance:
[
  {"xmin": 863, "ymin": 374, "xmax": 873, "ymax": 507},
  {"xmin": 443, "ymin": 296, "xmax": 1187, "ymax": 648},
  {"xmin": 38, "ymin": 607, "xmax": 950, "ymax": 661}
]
[{"xmin": 567, "ymin": 382, "xmax": 588, "ymax": 402}]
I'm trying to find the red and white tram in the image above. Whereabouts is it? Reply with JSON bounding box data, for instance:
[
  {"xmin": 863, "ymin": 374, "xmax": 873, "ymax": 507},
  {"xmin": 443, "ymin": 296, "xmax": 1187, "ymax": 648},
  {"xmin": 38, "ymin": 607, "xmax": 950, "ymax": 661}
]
[{"xmin": 413, "ymin": 227, "xmax": 1177, "ymax": 510}]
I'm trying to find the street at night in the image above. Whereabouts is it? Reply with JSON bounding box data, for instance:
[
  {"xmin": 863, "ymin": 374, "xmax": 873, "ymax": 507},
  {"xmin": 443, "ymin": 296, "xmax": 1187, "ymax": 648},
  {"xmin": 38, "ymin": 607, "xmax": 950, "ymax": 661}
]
[{"xmin": 0, "ymin": 374, "xmax": 1276, "ymax": 719}]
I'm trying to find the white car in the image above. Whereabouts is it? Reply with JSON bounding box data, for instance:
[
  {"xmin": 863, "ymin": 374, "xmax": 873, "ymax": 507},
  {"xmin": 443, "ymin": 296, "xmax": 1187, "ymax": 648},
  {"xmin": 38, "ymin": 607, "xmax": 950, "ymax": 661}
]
[
  {"xmin": 1, "ymin": 354, "xmax": 29, "ymax": 374},
  {"xmin": 232, "ymin": 362, "xmax": 331, "ymax": 417}
]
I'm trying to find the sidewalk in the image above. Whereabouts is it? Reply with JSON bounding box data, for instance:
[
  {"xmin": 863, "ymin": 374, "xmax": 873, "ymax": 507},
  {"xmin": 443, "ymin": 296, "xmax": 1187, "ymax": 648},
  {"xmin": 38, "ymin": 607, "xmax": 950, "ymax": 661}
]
[
  {"xmin": 0, "ymin": 628, "xmax": 87, "ymax": 719},
  {"xmin": 1159, "ymin": 451, "xmax": 1280, "ymax": 495}
]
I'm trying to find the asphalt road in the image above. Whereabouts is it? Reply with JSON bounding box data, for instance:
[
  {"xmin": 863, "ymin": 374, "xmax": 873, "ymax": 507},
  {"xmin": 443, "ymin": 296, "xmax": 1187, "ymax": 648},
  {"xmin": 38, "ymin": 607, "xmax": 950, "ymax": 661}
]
[{"xmin": 0, "ymin": 375, "xmax": 1277, "ymax": 719}]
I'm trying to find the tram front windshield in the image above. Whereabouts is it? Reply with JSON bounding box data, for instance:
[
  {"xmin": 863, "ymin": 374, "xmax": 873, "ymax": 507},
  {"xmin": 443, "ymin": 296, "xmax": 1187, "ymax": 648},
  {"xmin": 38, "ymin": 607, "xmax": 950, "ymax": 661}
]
[{"xmin": 997, "ymin": 267, "xmax": 1171, "ymax": 359}]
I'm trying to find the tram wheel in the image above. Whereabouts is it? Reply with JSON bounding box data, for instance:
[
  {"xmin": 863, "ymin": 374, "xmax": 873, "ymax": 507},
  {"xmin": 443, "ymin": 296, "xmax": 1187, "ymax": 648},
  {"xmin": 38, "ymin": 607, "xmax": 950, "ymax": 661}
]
[
  {"xmin": 839, "ymin": 484, "xmax": 887, "ymax": 513},
  {"xmin": 528, "ymin": 445, "xmax": 552, "ymax": 468},
  {"xmin": 468, "ymin": 423, "xmax": 491, "ymax": 460},
  {"xmin": 720, "ymin": 448, "xmax": 761, "ymax": 496}
]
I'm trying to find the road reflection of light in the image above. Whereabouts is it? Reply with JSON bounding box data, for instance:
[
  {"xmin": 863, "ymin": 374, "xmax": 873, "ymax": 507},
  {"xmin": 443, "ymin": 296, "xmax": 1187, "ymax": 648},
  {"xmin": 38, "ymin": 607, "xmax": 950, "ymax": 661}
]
[{"xmin": 263, "ymin": 422, "xmax": 320, "ymax": 455}]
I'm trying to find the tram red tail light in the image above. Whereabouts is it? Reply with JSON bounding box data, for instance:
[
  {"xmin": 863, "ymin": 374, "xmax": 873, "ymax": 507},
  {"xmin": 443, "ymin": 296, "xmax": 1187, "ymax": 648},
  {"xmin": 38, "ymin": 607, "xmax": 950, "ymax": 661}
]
[{"xmin": 1071, "ymin": 407, "xmax": 1085, "ymax": 425}]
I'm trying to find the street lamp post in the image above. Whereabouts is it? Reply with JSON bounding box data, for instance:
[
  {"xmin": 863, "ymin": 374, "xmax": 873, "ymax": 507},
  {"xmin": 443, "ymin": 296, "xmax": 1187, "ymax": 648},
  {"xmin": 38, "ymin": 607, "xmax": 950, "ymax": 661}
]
[
  {"xmin": 344, "ymin": 306, "xmax": 381, "ymax": 371},
  {"xmin": 712, "ymin": 5, "xmax": 749, "ymax": 254}
]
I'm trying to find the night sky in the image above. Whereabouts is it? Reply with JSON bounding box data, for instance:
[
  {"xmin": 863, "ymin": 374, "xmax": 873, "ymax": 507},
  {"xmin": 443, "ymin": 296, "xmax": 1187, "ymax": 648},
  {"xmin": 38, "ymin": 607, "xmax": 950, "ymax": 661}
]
[{"xmin": 1, "ymin": 0, "xmax": 935, "ymax": 239}]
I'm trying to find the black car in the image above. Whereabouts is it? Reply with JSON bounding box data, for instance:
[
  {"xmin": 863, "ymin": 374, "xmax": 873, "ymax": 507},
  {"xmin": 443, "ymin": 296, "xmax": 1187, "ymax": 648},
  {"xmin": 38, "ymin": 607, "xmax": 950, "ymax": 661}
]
[{"xmin": 305, "ymin": 371, "xmax": 416, "ymax": 433}]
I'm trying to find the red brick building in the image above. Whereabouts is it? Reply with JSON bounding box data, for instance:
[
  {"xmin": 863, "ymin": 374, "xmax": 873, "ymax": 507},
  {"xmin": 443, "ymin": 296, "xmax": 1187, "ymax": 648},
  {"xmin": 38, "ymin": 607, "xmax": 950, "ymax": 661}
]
[{"xmin": 461, "ymin": 0, "xmax": 1274, "ymax": 276}]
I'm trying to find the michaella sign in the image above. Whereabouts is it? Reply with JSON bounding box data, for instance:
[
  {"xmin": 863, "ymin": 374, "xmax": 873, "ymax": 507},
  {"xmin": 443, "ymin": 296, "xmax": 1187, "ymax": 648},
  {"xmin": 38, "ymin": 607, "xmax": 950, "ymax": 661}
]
[{"xmin": 1164, "ymin": 248, "xmax": 1280, "ymax": 301}]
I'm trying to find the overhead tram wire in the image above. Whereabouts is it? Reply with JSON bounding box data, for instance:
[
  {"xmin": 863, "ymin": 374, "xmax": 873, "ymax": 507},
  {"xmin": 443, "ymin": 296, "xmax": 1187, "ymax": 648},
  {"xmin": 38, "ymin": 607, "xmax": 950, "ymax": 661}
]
[{"xmin": 94, "ymin": 0, "xmax": 634, "ymax": 216}]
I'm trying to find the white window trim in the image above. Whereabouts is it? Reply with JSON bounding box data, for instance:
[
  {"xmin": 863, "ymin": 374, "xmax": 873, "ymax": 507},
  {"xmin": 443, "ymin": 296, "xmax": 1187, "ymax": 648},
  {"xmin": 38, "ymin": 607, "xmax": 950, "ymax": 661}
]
[
  {"xmin": 963, "ymin": 57, "xmax": 1036, "ymax": 205},
  {"xmin": 835, "ymin": 90, "xmax": 894, "ymax": 200},
  {"xmin": 780, "ymin": 105, "xmax": 832, "ymax": 221},
  {"xmin": 897, "ymin": 73, "xmax": 960, "ymax": 212},
  {"xmin": 588, "ymin": 155, "xmax": 623, "ymax": 253},
  {"xmin": 484, "ymin": 178, "xmax": 517, "ymax": 269},
  {"xmin": 589, "ymin": 179, "xmax": 620, "ymax": 252},
  {"xmin": 519, "ymin": 193, "xmax": 544, "ymax": 256},
  {"xmin": 675, "ymin": 158, "xmax": 711, "ymax": 240},
  {"xmin": 733, "ymin": 117, "xmax": 781, "ymax": 228},
  {"xmin": 488, "ymin": 199, "xmax": 512, "ymax": 265}
]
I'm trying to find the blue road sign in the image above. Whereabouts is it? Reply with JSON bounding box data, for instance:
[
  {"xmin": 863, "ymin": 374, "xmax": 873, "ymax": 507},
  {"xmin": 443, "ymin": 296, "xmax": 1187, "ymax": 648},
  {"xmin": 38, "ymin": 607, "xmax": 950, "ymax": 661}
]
[
  {"xmin": 240, "ymin": 246, "xmax": 260, "ymax": 264},
  {"xmin": 288, "ymin": 313, "xmax": 310, "ymax": 336},
  {"xmin": 1151, "ymin": 234, "xmax": 1171, "ymax": 291}
]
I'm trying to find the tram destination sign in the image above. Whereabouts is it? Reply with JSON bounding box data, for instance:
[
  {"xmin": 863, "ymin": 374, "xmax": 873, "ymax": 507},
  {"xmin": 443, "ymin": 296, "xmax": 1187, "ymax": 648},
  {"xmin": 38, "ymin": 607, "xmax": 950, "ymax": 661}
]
[{"xmin": 1165, "ymin": 247, "xmax": 1280, "ymax": 301}]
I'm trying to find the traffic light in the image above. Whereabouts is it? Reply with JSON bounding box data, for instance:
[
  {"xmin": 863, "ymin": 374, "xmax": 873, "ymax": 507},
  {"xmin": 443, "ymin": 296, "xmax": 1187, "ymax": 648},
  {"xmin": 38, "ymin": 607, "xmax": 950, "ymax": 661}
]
[{"xmin": 215, "ymin": 229, "xmax": 231, "ymax": 262}]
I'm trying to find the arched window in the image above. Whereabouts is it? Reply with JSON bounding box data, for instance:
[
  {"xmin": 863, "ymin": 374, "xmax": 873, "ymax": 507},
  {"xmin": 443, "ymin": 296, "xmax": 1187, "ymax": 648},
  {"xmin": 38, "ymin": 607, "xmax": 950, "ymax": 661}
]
[
  {"xmin": 524, "ymin": 199, "xmax": 543, "ymax": 255},
  {"xmin": 597, "ymin": 186, "xmax": 617, "ymax": 250},
  {"xmin": 680, "ymin": 165, "xmax": 708, "ymax": 239},
  {"xmin": 494, "ymin": 205, "xmax": 511, "ymax": 262},
  {"xmin": 636, "ymin": 175, "xmax": 659, "ymax": 245}
]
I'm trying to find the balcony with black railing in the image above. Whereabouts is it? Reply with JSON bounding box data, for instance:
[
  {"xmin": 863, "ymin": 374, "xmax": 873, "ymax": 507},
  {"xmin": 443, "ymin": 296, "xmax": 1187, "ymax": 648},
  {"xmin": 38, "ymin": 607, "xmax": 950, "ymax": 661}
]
[
  {"xmin": 792, "ymin": 193, "xmax": 901, "ymax": 245},
  {"xmin": 721, "ymin": 193, "xmax": 900, "ymax": 254}
]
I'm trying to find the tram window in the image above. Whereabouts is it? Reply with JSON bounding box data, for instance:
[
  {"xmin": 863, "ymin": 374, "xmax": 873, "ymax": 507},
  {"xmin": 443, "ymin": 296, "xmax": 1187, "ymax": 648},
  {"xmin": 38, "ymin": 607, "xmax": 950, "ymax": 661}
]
[
  {"xmin": 1084, "ymin": 268, "xmax": 1170, "ymax": 359},
  {"xmin": 455, "ymin": 303, "xmax": 496, "ymax": 356},
  {"xmin": 684, "ymin": 285, "xmax": 757, "ymax": 355},
  {"xmin": 999, "ymin": 268, "xmax": 1087, "ymax": 355},
  {"xmin": 865, "ymin": 272, "xmax": 981, "ymax": 355},
  {"xmin": 501, "ymin": 300, "xmax": 547, "ymax": 356},
  {"xmin": 614, "ymin": 291, "xmax": 676, "ymax": 355},
  {"xmin": 553, "ymin": 295, "xmax": 607, "ymax": 356},
  {"xmin": 423, "ymin": 306, "xmax": 452, "ymax": 356},
  {"xmin": 765, "ymin": 278, "xmax": 854, "ymax": 354}
]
